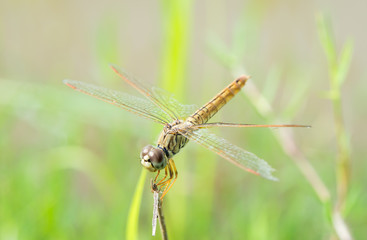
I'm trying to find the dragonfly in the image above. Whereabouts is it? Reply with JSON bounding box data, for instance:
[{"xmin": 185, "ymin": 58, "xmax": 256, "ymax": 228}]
[{"xmin": 63, "ymin": 64, "xmax": 309, "ymax": 199}]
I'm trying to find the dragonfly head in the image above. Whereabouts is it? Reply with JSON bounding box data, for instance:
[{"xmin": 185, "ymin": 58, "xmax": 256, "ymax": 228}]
[{"xmin": 140, "ymin": 145, "xmax": 167, "ymax": 171}]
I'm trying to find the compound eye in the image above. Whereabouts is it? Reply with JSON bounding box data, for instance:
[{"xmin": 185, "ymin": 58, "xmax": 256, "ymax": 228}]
[
  {"xmin": 140, "ymin": 145, "xmax": 153, "ymax": 159},
  {"xmin": 149, "ymin": 148, "xmax": 166, "ymax": 170}
]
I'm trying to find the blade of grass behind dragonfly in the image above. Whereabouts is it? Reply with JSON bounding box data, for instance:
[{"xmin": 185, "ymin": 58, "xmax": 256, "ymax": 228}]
[
  {"xmin": 126, "ymin": 169, "xmax": 147, "ymax": 240},
  {"xmin": 159, "ymin": 0, "xmax": 193, "ymax": 101},
  {"xmin": 158, "ymin": 0, "xmax": 193, "ymax": 239}
]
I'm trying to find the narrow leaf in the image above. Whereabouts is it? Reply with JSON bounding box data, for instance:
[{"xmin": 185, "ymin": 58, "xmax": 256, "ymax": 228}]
[
  {"xmin": 316, "ymin": 14, "xmax": 337, "ymax": 71},
  {"xmin": 126, "ymin": 169, "xmax": 147, "ymax": 240},
  {"xmin": 336, "ymin": 39, "xmax": 354, "ymax": 87}
]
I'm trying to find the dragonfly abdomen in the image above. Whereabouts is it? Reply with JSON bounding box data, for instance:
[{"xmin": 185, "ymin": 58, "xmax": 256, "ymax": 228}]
[{"xmin": 186, "ymin": 75, "xmax": 249, "ymax": 125}]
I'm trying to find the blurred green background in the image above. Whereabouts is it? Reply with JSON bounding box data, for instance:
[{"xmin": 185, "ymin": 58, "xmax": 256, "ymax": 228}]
[{"xmin": 0, "ymin": 0, "xmax": 366, "ymax": 239}]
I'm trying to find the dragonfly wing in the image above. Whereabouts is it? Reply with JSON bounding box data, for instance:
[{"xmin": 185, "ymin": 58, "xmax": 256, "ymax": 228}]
[
  {"xmin": 63, "ymin": 79, "xmax": 173, "ymax": 125},
  {"xmin": 179, "ymin": 128, "xmax": 278, "ymax": 181},
  {"xmin": 151, "ymin": 87, "xmax": 198, "ymax": 119},
  {"xmin": 190, "ymin": 122, "xmax": 311, "ymax": 129},
  {"xmin": 110, "ymin": 64, "xmax": 197, "ymax": 120}
]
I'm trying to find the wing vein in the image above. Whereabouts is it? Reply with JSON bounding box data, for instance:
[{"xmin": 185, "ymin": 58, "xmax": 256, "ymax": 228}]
[
  {"xmin": 179, "ymin": 128, "xmax": 278, "ymax": 181},
  {"xmin": 63, "ymin": 79, "xmax": 171, "ymax": 125}
]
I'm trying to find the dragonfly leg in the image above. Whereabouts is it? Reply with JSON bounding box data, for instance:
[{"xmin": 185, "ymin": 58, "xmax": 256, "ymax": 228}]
[
  {"xmin": 157, "ymin": 167, "xmax": 168, "ymax": 185},
  {"xmin": 159, "ymin": 163, "xmax": 173, "ymax": 199},
  {"xmin": 154, "ymin": 170, "xmax": 161, "ymax": 183},
  {"xmin": 157, "ymin": 163, "xmax": 173, "ymax": 188},
  {"xmin": 160, "ymin": 159, "xmax": 178, "ymax": 199}
]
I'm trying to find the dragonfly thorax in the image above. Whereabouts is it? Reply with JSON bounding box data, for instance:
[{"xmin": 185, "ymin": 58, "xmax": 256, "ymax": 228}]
[
  {"xmin": 157, "ymin": 121, "xmax": 190, "ymax": 159},
  {"xmin": 140, "ymin": 145, "xmax": 168, "ymax": 171}
]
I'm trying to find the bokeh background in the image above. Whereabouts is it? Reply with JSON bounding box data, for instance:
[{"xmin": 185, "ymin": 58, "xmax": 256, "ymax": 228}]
[{"xmin": 1, "ymin": 0, "xmax": 366, "ymax": 239}]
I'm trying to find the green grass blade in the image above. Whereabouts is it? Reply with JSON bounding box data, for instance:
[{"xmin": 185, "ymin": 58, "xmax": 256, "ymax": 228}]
[
  {"xmin": 317, "ymin": 13, "xmax": 354, "ymax": 90},
  {"xmin": 160, "ymin": 0, "xmax": 193, "ymax": 100},
  {"xmin": 336, "ymin": 39, "xmax": 354, "ymax": 87},
  {"xmin": 316, "ymin": 14, "xmax": 337, "ymax": 74},
  {"xmin": 126, "ymin": 169, "xmax": 147, "ymax": 240},
  {"xmin": 158, "ymin": 1, "xmax": 193, "ymax": 239}
]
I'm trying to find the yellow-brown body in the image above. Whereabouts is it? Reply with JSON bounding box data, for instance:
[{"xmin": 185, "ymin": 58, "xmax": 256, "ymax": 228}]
[{"xmin": 186, "ymin": 76, "xmax": 248, "ymax": 125}]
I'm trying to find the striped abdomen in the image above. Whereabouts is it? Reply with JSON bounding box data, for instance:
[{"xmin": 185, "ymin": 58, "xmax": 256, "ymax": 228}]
[{"xmin": 186, "ymin": 75, "xmax": 249, "ymax": 125}]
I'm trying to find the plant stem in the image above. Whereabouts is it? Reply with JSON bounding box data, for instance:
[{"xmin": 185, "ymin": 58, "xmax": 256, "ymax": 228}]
[
  {"xmin": 333, "ymin": 95, "xmax": 350, "ymax": 212},
  {"xmin": 158, "ymin": 198, "xmax": 168, "ymax": 240},
  {"xmin": 317, "ymin": 14, "xmax": 353, "ymax": 239},
  {"xmin": 151, "ymin": 182, "xmax": 168, "ymax": 240}
]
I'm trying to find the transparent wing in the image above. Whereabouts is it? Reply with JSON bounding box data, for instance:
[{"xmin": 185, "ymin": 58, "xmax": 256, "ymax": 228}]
[
  {"xmin": 151, "ymin": 87, "xmax": 198, "ymax": 119},
  {"xmin": 178, "ymin": 128, "xmax": 278, "ymax": 181},
  {"xmin": 63, "ymin": 79, "xmax": 173, "ymax": 125},
  {"xmin": 110, "ymin": 64, "xmax": 197, "ymax": 120},
  {"xmin": 189, "ymin": 122, "xmax": 311, "ymax": 129}
]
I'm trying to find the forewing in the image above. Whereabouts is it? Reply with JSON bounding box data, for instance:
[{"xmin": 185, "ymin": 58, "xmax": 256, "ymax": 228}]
[
  {"xmin": 63, "ymin": 79, "xmax": 172, "ymax": 125},
  {"xmin": 111, "ymin": 64, "xmax": 196, "ymax": 120},
  {"xmin": 179, "ymin": 128, "xmax": 278, "ymax": 181}
]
